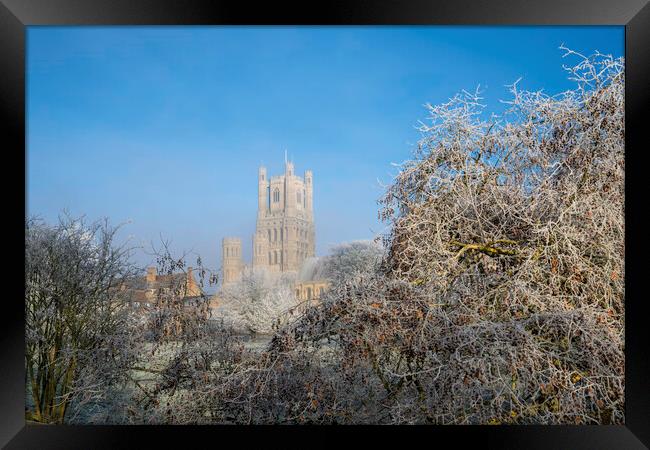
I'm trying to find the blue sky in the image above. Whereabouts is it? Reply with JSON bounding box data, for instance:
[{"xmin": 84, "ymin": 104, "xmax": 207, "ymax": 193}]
[{"xmin": 27, "ymin": 26, "xmax": 624, "ymax": 272}]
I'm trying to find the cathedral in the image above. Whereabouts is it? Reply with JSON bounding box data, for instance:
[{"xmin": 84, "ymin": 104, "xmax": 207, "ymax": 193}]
[{"xmin": 221, "ymin": 157, "xmax": 316, "ymax": 287}]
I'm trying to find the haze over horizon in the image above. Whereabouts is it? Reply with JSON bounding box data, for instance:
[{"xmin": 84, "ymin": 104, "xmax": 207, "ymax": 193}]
[{"xmin": 27, "ymin": 26, "xmax": 624, "ymax": 273}]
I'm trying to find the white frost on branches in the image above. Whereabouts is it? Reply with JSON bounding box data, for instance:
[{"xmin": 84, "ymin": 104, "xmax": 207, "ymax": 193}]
[
  {"xmin": 320, "ymin": 240, "xmax": 385, "ymax": 285},
  {"xmin": 216, "ymin": 268, "xmax": 299, "ymax": 335}
]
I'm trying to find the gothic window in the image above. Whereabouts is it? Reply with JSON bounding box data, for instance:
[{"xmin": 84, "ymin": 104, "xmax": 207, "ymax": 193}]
[
  {"xmin": 274, "ymin": 228, "xmax": 277, "ymax": 242},
  {"xmin": 268, "ymin": 229, "xmax": 271, "ymax": 241},
  {"xmin": 268, "ymin": 252, "xmax": 272, "ymax": 265},
  {"xmin": 273, "ymin": 188, "xmax": 280, "ymax": 203},
  {"xmin": 296, "ymin": 289, "xmax": 300, "ymax": 298},
  {"xmin": 280, "ymin": 228, "xmax": 283, "ymax": 241},
  {"xmin": 297, "ymin": 191, "xmax": 301, "ymax": 205},
  {"xmin": 274, "ymin": 251, "xmax": 278, "ymax": 264},
  {"xmin": 304, "ymin": 189, "xmax": 306, "ymax": 207},
  {"xmin": 307, "ymin": 288, "xmax": 312, "ymax": 300},
  {"xmin": 267, "ymin": 186, "xmax": 270, "ymax": 209},
  {"xmin": 319, "ymin": 287, "xmax": 324, "ymax": 297}
]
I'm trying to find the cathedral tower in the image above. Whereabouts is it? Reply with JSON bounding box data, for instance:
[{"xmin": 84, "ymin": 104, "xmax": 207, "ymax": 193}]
[{"xmin": 252, "ymin": 158, "xmax": 315, "ymax": 273}]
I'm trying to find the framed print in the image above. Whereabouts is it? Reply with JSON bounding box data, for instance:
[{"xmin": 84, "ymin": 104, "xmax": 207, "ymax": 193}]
[{"xmin": 2, "ymin": 0, "xmax": 649, "ymax": 448}]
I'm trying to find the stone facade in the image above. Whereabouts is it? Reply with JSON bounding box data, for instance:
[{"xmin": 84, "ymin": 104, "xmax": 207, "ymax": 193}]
[
  {"xmin": 222, "ymin": 158, "xmax": 316, "ymax": 286},
  {"xmin": 294, "ymin": 281, "xmax": 328, "ymax": 302}
]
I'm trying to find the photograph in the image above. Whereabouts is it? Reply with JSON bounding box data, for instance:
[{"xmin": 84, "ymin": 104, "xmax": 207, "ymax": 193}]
[{"xmin": 24, "ymin": 25, "xmax": 625, "ymax": 425}]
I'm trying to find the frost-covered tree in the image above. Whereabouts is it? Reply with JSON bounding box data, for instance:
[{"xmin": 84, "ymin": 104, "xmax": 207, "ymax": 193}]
[
  {"xmin": 217, "ymin": 268, "xmax": 299, "ymax": 335},
  {"xmin": 25, "ymin": 214, "xmax": 136, "ymax": 423},
  {"xmin": 321, "ymin": 240, "xmax": 384, "ymax": 285}
]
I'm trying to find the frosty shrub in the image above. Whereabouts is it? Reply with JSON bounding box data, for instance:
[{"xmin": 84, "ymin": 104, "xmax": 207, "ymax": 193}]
[
  {"xmin": 374, "ymin": 47, "xmax": 624, "ymax": 424},
  {"xmin": 101, "ymin": 242, "xmax": 231, "ymax": 424}
]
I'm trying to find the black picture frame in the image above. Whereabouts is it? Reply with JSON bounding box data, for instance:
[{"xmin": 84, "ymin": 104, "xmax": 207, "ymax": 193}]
[{"xmin": 2, "ymin": 0, "xmax": 648, "ymax": 448}]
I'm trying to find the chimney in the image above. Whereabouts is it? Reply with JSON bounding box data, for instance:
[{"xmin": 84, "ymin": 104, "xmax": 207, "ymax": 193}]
[{"xmin": 146, "ymin": 266, "xmax": 157, "ymax": 283}]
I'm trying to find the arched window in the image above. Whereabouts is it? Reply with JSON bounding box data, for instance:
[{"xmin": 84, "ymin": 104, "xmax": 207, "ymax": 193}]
[
  {"xmin": 296, "ymin": 289, "xmax": 300, "ymax": 298},
  {"xmin": 267, "ymin": 229, "xmax": 271, "ymax": 241},
  {"xmin": 319, "ymin": 287, "xmax": 324, "ymax": 297},
  {"xmin": 274, "ymin": 228, "xmax": 277, "ymax": 242},
  {"xmin": 268, "ymin": 252, "xmax": 272, "ymax": 265},
  {"xmin": 280, "ymin": 228, "xmax": 283, "ymax": 241},
  {"xmin": 307, "ymin": 288, "xmax": 312, "ymax": 300},
  {"xmin": 273, "ymin": 188, "xmax": 280, "ymax": 203},
  {"xmin": 304, "ymin": 190, "xmax": 306, "ymax": 207},
  {"xmin": 274, "ymin": 251, "xmax": 278, "ymax": 264},
  {"xmin": 297, "ymin": 191, "xmax": 301, "ymax": 205}
]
